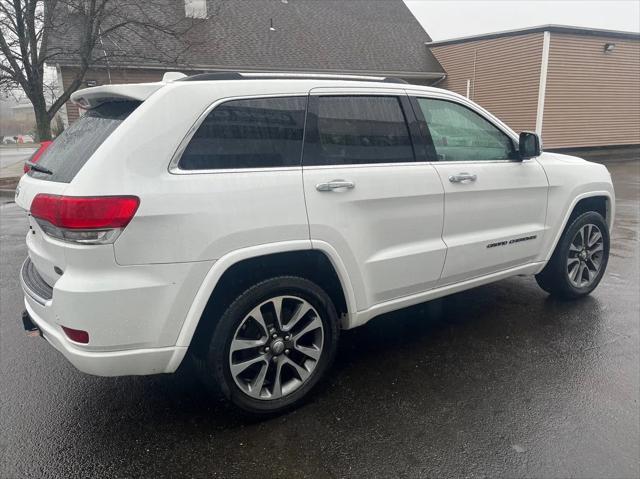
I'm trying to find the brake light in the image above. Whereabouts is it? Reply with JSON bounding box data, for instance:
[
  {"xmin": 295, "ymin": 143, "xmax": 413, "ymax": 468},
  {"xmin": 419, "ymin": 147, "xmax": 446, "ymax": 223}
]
[
  {"xmin": 30, "ymin": 194, "xmax": 140, "ymax": 244},
  {"xmin": 61, "ymin": 326, "xmax": 89, "ymax": 344},
  {"xmin": 24, "ymin": 141, "xmax": 53, "ymax": 173}
]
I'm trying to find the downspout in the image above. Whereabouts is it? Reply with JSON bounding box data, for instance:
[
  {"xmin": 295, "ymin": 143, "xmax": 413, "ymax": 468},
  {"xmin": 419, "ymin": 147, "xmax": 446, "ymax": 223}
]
[
  {"xmin": 535, "ymin": 31, "xmax": 551, "ymax": 135},
  {"xmin": 471, "ymin": 49, "xmax": 477, "ymax": 99}
]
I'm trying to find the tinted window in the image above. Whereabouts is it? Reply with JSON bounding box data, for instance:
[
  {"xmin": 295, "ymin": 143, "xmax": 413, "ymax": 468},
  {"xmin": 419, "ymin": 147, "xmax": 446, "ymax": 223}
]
[
  {"xmin": 29, "ymin": 101, "xmax": 140, "ymax": 183},
  {"xmin": 306, "ymin": 96, "xmax": 414, "ymax": 166},
  {"xmin": 416, "ymin": 98, "xmax": 516, "ymax": 162},
  {"xmin": 179, "ymin": 96, "xmax": 307, "ymax": 170}
]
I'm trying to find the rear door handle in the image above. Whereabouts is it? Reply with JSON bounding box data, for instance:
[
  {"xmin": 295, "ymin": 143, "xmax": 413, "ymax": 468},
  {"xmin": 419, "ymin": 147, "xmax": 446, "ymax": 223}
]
[
  {"xmin": 448, "ymin": 173, "xmax": 477, "ymax": 184},
  {"xmin": 316, "ymin": 180, "xmax": 356, "ymax": 192}
]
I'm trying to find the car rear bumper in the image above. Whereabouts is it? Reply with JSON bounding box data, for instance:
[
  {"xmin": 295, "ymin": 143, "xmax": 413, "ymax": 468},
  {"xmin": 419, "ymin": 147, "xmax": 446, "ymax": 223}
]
[
  {"xmin": 19, "ymin": 256, "xmax": 211, "ymax": 376},
  {"xmin": 22, "ymin": 299, "xmax": 187, "ymax": 376}
]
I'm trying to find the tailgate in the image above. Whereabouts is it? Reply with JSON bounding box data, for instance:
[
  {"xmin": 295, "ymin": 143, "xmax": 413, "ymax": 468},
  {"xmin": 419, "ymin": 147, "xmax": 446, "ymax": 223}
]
[{"xmin": 16, "ymin": 98, "xmax": 143, "ymax": 289}]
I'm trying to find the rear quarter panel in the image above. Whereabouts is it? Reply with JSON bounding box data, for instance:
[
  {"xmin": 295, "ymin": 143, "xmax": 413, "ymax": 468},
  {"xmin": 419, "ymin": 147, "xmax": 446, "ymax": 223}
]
[{"xmin": 64, "ymin": 81, "xmax": 314, "ymax": 265}]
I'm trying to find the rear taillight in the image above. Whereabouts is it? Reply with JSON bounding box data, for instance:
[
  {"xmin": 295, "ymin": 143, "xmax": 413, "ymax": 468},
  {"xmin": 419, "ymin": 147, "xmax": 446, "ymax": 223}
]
[
  {"xmin": 24, "ymin": 141, "xmax": 53, "ymax": 173},
  {"xmin": 30, "ymin": 194, "xmax": 140, "ymax": 244}
]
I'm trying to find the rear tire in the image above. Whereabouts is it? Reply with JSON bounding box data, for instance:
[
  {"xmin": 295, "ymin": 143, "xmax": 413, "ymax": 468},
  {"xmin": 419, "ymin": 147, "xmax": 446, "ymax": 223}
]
[
  {"xmin": 200, "ymin": 276, "xmax": 339, "ymax": 415},
  {"xmin": 536, "ymin": 211, "xmax": 609, "ymax": 299}
]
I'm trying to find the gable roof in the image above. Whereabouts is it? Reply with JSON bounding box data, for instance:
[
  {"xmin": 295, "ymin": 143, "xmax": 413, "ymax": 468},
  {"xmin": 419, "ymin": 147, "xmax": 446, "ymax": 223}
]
[
  {"xmin": 426, "ymin": 24, "xmax": 640, "ymax": 48},
  {"xmin": 47, "ymin": 0, "xmax": 445, "ymax": 79}
]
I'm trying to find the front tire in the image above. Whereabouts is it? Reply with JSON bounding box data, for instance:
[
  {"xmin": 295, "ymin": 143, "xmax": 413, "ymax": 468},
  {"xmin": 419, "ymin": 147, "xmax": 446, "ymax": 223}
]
[
  {"xmin": 202, "ymin": 276, "xmax": 339, "ymax": 415},
  {"xmin": 536, "ymin": 211, "xmax": 610, "ymax": 299}
]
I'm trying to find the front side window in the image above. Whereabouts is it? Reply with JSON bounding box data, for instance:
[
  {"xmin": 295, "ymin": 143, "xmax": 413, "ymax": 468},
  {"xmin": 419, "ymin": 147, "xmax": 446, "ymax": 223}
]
[
  {"xmin": 416, "ymin": 98, "xmax": 516, "ymax": 162},
  {"xmin": 179, "ymin": 96, "xmax": 307, "ymax": 170},
  {"xmin": 305, "ymin": 96, "xmax": 414, "ymax": 166}
]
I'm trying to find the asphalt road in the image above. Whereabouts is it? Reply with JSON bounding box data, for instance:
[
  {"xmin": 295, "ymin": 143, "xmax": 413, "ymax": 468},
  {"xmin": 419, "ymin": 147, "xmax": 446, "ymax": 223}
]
[
  {"xmin": 1, "ymin": 161, "xmax": 638, "ymax": 479},
  {"xmin": 0, "ymin": 148, "xmax": 36, "ymax": 170}
]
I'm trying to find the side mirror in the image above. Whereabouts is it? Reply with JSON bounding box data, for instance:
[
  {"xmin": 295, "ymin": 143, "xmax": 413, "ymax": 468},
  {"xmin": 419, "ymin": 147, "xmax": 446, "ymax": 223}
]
[
  {"xmin": 518, "ymin": 131, "xmax": 541, "ymax": 160},
  {"xmin": 518, "ymin": 131, "xmax": 542, "ymax": 161}
]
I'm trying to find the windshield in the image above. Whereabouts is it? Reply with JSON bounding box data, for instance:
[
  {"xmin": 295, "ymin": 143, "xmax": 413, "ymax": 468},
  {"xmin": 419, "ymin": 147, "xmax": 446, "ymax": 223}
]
[{"xmin": 29, "ymin": 101, "xmax": 141, "ymax": 183}]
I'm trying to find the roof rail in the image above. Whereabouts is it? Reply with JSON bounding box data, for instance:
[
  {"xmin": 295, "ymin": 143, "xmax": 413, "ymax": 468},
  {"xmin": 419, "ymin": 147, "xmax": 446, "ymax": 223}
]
[{"xmin": 177, "ymin": 72, "xmax": 409, "ymax": 84}]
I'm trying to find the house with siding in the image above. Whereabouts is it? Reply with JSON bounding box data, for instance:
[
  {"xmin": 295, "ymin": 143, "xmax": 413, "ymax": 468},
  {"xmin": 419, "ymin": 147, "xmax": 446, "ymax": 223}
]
[
  {"xmin": 427, "ymin": 25, "xmax": 640, "ymax": 151},
  {"xmin": 48, "ymin": 5, "xmax": 640, "ymax": 154},
  {"xmin": 47, "ymin": 0, "xmax": 446, "ymax": 125}
]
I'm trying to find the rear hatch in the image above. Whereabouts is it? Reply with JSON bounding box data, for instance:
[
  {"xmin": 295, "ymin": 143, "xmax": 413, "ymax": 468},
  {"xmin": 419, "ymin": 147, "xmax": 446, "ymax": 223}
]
[{"xmin": 15, "ymin": 97, "xmax": 146, "ymax": 289}]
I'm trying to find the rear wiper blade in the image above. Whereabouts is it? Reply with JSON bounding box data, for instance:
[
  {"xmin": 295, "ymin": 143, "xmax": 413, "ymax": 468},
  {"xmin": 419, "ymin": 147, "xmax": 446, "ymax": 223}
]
[{"xmin": 26, "ymin": 161, "xmax": 53, "ymax": 175}]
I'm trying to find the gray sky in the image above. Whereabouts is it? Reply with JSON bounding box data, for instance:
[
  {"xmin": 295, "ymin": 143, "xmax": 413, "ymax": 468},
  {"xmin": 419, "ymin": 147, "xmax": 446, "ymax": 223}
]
[{"xmin": 404, "ymin": 0, "xmax": 640, "ymax": 41}]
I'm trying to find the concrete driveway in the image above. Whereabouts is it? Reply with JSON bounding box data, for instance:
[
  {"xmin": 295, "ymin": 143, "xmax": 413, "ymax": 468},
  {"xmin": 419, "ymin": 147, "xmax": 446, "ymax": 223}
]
[{"xmin": 0, "ymin": 161, "xmax": 638, "ymax": 478}]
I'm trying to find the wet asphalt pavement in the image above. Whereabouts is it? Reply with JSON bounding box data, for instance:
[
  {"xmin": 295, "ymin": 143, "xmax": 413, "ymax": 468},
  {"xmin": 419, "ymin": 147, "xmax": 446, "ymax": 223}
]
[{"xmin": 1, "ymin": 161, "xmax": 638, "ymax": 479}]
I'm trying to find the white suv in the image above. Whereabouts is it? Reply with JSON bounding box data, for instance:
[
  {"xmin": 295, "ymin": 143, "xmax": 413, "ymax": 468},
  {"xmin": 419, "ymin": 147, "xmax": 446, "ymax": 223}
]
[{"xmin": 17, "ymin": 72, "xmax": 614, "ymax": 414}]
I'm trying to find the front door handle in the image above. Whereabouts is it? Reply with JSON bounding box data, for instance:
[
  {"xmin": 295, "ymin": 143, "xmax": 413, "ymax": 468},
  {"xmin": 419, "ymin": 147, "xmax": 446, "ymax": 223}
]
[
  {"xmin": 316, "ymin": 180, "xmax": 356, "ymax": 192},
  {"xmin": 449, "ymin": 173, "xmax": 477, "ymax": 184}
]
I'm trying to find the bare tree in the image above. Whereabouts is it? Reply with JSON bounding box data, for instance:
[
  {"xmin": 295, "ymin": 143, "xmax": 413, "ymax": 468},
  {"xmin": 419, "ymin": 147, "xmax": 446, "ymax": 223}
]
[{"xmin": 0, "ymin": 0, "xmax": 194, "ymax": 140}]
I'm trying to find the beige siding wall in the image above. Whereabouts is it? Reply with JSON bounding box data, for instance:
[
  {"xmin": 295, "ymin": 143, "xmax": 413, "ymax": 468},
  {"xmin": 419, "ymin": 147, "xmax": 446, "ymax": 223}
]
[
  {"xmin": 542, "ymin": 34, "xmax": 640, "ymax": 148},
  {"xmin": 431, "ymin": 33, "xmax": 543, "ymax": 134},
  {"xmin": 60, "ymin": 68, "xmax": 170, "ymax": 123}
]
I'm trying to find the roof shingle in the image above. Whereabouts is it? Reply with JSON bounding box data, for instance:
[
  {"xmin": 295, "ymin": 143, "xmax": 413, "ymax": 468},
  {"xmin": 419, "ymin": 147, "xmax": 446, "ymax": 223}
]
[{"xmin": 47, "ymin": 0, "xmax": 444, "ymax": 76}]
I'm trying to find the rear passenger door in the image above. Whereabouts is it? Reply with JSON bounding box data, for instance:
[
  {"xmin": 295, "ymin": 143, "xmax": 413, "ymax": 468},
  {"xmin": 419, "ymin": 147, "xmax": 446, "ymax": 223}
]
[{"xmin": 302, "ymin": 89, "xmax": 447, "ymax": 311}]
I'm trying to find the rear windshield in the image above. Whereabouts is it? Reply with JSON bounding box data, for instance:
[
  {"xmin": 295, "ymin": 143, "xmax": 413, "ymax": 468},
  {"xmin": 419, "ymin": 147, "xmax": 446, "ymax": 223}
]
[{"xmin": 29, "ymin": 101, "xmax": 141, "ymax": 183}]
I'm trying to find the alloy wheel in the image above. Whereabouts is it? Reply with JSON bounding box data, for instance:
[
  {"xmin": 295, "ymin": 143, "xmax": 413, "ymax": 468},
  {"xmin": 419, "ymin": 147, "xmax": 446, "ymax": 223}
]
[
  {"xmin": 567, "ymin": 224, "xmax": 604, "ymax": 288},
  {"xmin": 228, "ymin": 295, "xmax": 325, "ymax": 400}
]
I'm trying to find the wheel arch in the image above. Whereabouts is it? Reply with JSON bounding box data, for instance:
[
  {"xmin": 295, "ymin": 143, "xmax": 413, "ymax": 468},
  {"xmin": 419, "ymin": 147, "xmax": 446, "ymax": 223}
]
[
  {"xmin": 540, "ymin": 191, "xmax": 613, "ymax": 264},
  {"xmin": 174, "ymin": 242, "xmax": 357, "ymax": 358},
  {"xmin": 568, "ymin": 195, "xmax": 612, "ymax": 229}
]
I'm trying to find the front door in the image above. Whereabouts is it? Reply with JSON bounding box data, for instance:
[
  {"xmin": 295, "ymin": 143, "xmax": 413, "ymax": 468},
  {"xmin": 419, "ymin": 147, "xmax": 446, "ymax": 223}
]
[
  {"xmin": 411, "ymin": 96, "xmax": 549, "ymax": 285},
  {"xmin": 302, "ymin": 89, "xmax": 447, "ymax": 310}
]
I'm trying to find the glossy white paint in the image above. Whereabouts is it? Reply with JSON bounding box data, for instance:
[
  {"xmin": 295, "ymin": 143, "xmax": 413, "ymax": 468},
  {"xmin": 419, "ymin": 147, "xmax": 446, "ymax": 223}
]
[
  {"xmin": 304, "ymin": 161, "xmax": 447, "ymax": 308},
  {"xmin": 351, "ymin": 261, "xmax": 544, "ymax": 328},
  {"xmin": 432, "ymin": 159, "xmax": 548, "ymax": 284},
  {"xmin": 70, "ymin": 82, "xmax": 164, "ymax": 109},
  {"xmin": 533, "ymin": 152, "xmax": 615, "ymax": 263},
  {"xmin": 16, "ymin": 77, "xmax": 615, "ymax": 376}
]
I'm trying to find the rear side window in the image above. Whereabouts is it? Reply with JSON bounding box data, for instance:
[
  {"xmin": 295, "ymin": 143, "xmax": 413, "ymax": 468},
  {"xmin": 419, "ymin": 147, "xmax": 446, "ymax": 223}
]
[
  {"xmin": 178, "ymin": 96, "xmax": 307, "ymax": 170},
  {"xmin": 29, "ymin": 101, "xmax": 141, "ymax": 183},
  {"xmin": 304, "ymin": 96, "xmax": 414, "ymax": 166}
]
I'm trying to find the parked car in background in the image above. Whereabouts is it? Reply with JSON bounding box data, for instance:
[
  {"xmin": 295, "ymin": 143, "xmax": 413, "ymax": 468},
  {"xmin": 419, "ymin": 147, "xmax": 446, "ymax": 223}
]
[
  {"xmin": 16, "ymin": 72, "xmax": 614, "ymax": 415},
  {"xmin": 2, "ymin": 135, "xmax": 35, "ymax": 144}
]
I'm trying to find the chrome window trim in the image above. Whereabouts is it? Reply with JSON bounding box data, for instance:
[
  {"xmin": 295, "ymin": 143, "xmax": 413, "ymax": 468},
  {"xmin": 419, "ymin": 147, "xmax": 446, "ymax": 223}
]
[
  {"xmin": 306, "ymin": 90, "xmax": 422, "ymax": 167},
  {"xmin": 303, "ymin": 161, "xmax": 432, "ymax": 170},
  {"xmin": 168, "ymin": 93, "xmax": 309, "ymax": 175},
  {"xmin": 168, "ymin": 88, "xmax": 530, "ymax": 173},
  {"xmin": 171, "ymin": 166, "xmax": 303, "ymax": 175},
  {"xmin": 302, "ymin": 158, "xmax": 536, "ymax": 170},
  {"xmin": 433, "ymin": 158, "xmax": 537, "ymax": 166},
  {"xmin": 405, "ymin": 89, "xmax": 520, "ymax": 145}
]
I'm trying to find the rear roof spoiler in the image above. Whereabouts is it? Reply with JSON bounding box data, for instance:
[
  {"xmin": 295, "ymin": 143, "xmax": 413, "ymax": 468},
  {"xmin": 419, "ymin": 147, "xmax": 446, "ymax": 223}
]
[{"xmin": 70, "ymin": 83, "xmax": 164, "ymax": 110}]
